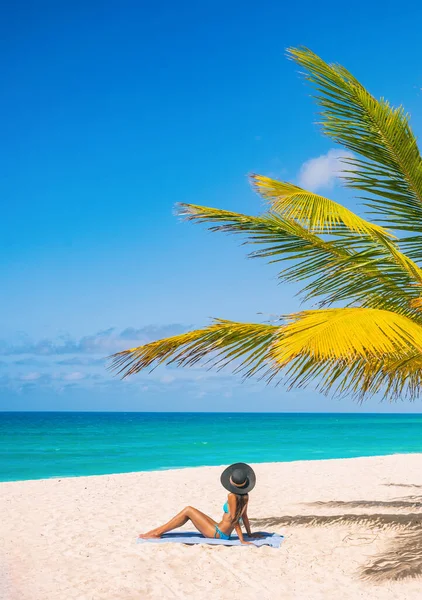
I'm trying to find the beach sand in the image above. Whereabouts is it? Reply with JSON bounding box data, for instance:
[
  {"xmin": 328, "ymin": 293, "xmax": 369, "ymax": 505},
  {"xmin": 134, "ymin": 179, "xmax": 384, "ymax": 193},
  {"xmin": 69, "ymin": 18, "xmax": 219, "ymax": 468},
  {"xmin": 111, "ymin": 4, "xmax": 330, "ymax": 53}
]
[{"xmin": 1, "ymin": 454, "xmax": 422, "ymax": 600}]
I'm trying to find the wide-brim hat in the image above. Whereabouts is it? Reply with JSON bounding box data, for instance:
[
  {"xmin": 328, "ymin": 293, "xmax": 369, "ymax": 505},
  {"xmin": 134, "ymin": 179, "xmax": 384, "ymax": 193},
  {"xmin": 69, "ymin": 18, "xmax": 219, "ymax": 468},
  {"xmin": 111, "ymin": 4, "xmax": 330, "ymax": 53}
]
[{"xmin": 220, "ymin": 462, "xmax": 256, "ymax": 495}]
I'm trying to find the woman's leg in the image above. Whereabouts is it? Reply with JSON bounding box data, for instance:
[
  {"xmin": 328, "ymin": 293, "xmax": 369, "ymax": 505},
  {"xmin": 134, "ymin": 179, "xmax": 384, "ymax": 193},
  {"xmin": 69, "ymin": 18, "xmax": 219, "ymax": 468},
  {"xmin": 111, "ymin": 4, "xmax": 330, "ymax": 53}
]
[{"xmin": 139, "ymin": 506, "xmax": 217, "ymax": 538}]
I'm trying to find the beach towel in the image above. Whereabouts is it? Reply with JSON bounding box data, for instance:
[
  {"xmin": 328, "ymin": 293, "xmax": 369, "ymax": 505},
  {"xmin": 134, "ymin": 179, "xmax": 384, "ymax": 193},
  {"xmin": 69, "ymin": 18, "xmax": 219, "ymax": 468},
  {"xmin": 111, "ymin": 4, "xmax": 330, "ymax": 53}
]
[{"xmin": 137, "ymin": 532, "xmax": 283, "ymax": 548}]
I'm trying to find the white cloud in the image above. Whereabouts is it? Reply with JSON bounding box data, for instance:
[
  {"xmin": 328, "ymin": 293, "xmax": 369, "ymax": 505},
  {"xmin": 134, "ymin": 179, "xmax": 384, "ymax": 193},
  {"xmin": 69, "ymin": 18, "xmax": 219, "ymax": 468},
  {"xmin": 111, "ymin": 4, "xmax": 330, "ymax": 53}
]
[
  {"xmin": 0, "ymin": 324, "xmax": 189, "ymax": 357},
  {"xmin": 62, "ymin": 372, "xmax": 85, "ymax": 381},
  {"xmin": 20, "ymin": 372, "xmax": 42, "ymax": 381},
  {"xmin": 1, "ymin": 324, "xmax": 253, "ymax": 395},
  {"xmin": 298, "ymin": 149, "xmax": 354, "ymax": 192}
]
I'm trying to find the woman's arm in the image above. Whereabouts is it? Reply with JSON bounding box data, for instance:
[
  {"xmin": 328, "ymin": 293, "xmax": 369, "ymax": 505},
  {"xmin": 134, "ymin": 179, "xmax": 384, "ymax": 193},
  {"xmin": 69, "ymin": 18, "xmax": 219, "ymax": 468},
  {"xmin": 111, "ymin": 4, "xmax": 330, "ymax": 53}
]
[
  {"xmin": 242, "ymin": 512, "xmax": 252, "ymax": 537},
  {"xmin": 234, "ymin": 521, "xmax": 252, "ymax": 545},
  {"xmin": 242, "ymin": 503, "xmax": 262, "ymax": 539}
]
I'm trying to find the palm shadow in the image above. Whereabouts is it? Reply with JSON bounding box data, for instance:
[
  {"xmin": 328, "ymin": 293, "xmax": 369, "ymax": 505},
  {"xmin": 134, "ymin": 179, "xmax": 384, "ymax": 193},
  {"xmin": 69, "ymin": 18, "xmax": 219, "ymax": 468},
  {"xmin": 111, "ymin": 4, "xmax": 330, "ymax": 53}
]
[
  {"xmin": 251, "ymin": 492, "xmax": 422, "ymax": 582},
  {"xmin": 383, "ymin": 483, "xmax": 422, "ymax": 489},
  {"xmin": 309, "ymin": 497, "xmax": 422, "ymax": 509}
]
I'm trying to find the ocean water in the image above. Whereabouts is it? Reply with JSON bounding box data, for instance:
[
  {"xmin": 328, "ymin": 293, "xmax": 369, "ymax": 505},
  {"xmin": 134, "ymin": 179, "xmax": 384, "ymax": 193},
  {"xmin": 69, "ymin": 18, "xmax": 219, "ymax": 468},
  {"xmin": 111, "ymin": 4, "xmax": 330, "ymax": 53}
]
[{"xmin": 1, "ymin": 412, "xmax": 422, "ymax": 482}]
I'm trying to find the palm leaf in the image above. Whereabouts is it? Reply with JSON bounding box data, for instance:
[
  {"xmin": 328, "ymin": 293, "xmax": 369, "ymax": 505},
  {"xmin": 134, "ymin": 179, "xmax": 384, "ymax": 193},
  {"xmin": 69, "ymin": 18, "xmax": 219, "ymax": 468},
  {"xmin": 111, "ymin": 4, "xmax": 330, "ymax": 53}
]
[
  {"xmin": 251, "ymin": 173, "xmax": 422, "ymax": 286},
  {"xmin": 177, "ymin": 203, "xmax": 422, "ymax": 318},
  {"xmin": 272, "ymin": 308, "xmax": 422, "ymax": 401},
  {"xmin": 109, "ymin": 309, "xmax": 422, "ymax": 402},
  {"xmin": 251, "ymin": 174, "xmax": 394, "ymax": 238},
  {"xmin": 110, "ymin": 48, "xmax": 422, "ymax": 403},
  {"xmin": 278, "ymin": 350, "xmax": 422, "ymax": 402},
  {"xmin": 288, "ymin": 47, "xmax": 422, "ymax": 238},
  {"xmin": 109, "ymin": 319, "xmax": 280, "ymax": 380},
  {"xmin": 274, "ymin": 307, "xmax": 422, "ymax": 363}
]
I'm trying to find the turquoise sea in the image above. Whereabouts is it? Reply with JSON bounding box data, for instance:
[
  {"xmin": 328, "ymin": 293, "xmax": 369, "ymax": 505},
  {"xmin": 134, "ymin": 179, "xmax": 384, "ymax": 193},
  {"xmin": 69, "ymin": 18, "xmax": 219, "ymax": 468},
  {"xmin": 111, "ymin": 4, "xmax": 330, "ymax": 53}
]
[{"xmin": 1, "ymin": 412, "xmax": 422, "ymax": 482}]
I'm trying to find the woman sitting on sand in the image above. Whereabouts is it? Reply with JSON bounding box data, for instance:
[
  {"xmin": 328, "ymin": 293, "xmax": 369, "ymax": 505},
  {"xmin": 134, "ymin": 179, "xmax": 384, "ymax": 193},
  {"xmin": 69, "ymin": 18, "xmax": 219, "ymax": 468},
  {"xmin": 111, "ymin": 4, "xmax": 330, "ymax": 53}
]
[{"xmin": 139, "ymin": 463, "xmax": 261, "ymax": 545}]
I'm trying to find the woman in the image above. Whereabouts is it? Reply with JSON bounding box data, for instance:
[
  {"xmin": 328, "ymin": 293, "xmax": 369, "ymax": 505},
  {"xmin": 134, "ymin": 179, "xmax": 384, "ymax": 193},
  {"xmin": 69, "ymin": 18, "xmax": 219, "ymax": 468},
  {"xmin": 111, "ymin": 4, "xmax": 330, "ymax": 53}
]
[{"xmin": 138, "ymin": 463, "xmax": 261, "ymax": 545}]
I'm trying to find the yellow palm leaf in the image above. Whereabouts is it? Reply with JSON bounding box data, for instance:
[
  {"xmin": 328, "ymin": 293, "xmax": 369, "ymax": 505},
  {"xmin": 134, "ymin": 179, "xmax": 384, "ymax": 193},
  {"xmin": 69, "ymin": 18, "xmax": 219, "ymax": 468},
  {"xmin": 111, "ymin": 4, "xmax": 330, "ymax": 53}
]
[
  {"xmin": 251, "ymin": 174, "xmax": 394, "ymax": 238},
  {"xmin": 272, "ymin": 308, "xmax": 422, "ymax": 365}
]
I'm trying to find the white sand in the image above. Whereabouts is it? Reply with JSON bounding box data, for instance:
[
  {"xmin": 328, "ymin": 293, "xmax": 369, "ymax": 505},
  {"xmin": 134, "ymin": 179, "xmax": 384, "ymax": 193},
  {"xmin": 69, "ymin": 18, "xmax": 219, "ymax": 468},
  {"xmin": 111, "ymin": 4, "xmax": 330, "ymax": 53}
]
[{"xmin": 1, "ymin": 454, "xmax": 422, "ymax": 600}]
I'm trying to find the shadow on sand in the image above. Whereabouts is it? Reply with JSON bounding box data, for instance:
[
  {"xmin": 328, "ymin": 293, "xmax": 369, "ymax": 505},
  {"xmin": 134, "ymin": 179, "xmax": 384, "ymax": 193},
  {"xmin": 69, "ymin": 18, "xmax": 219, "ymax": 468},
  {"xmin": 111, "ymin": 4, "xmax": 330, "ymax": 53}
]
[{"xmin": 251, "ymin": 485, "xmax": 422, "ymax": 582}]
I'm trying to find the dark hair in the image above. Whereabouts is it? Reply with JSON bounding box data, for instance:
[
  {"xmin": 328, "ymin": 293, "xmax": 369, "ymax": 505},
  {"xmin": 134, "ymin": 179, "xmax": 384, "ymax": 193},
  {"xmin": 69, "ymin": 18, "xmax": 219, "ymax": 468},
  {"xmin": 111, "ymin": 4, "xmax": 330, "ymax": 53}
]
[{"xmin": 231, "ymin": 494, "xmax": 248, "ymax": 523}]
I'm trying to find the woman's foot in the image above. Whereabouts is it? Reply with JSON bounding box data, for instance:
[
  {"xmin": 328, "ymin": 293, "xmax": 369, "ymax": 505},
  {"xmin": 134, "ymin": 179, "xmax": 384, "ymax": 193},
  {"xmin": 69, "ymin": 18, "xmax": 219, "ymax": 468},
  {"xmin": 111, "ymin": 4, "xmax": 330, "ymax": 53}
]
[{"xmin": 138, "ymin": 531, "xmax": 162, "ymax": 539}]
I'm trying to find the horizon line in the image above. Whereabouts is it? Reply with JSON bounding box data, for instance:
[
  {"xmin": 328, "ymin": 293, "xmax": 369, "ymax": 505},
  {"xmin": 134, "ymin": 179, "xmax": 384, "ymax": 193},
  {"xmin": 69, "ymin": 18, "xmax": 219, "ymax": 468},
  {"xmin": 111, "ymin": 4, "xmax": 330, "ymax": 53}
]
[{"xmin": 2, "ymin": 410, "xmax": 422, "ymax": 415}]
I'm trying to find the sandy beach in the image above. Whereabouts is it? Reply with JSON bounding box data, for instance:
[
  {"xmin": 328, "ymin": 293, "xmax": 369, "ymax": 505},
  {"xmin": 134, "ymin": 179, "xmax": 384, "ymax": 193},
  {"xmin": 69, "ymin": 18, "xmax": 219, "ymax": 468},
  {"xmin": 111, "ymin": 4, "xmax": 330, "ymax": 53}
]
[{"xmin": 1, "ymin": 454, "xmax": 422, "ymax": 600}]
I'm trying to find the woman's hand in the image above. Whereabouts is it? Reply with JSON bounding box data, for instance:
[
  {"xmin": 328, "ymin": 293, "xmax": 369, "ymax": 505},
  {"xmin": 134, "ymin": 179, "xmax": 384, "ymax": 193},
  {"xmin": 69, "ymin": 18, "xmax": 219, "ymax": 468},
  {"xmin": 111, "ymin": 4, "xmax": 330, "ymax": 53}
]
[{"xmin": 240, "ymin": 540, "xmax": 254, "ymax": 545}]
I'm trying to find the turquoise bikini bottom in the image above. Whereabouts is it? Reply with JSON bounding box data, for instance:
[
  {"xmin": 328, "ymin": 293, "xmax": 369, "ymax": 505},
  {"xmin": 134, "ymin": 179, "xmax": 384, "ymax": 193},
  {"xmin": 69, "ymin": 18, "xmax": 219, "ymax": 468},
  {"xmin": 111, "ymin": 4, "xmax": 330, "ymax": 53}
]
[{"xmin": 214, "ymin": 525, "xmax": 230, "ymax": 540}]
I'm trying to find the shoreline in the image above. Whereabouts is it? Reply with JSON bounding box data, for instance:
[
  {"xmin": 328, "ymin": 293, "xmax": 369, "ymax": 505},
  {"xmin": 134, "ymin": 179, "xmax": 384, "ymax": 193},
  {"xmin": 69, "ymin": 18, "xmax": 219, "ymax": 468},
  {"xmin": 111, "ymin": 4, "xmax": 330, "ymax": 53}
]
[
  {"xmin": 2, "ymin": 454, "xmax": 422, "ymax": 599},
  {"xmin": 2, "ymin": 450, "xmax": 422, "ymax": 484}
]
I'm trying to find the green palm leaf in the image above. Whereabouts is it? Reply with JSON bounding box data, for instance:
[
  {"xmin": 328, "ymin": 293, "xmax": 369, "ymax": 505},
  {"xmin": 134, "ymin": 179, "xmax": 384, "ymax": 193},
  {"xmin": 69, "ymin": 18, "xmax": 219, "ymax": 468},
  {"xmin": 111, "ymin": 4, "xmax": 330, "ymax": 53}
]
[
  {"xmin": 177, "ymin": 203, "xmax": 422, "ymax": 318},
  {"xmin": 109, "ymin": 320, "xmax": 280, "ymax": 380}
]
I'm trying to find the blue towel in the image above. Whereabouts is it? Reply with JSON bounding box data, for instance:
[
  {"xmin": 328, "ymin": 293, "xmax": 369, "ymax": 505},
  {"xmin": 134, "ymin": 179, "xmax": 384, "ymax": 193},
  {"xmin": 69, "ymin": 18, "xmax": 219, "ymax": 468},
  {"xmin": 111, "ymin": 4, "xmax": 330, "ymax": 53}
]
[{"xmin": 137, "ymin": 532, "xmax": 283, "ymax": 548}]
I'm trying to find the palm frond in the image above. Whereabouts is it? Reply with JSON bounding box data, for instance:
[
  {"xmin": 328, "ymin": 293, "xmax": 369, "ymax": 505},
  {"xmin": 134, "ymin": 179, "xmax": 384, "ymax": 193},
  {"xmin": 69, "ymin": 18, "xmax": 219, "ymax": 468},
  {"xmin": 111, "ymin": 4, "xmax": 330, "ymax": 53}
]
[
  {"xmin": 109, "ymin": 319, "xmax": 280, "ymax": 380},
  {"xmin": 177, "ymin": 201, "xmax": 352, "ymax": 268},
  {"xmin": 397, "ymin": 235, "xmax": 422, "ymax": 263},
  {"xmin": 288, "ymin": 47, "xmax": 422, "ymax": 235},
  {"xmin": 377, "ymin": 236, "xmax": 422, "ymax": 284},
  {"xmin": 279, "ymin": 349, "xmax": 422, "ymax": 402},
  {"xmin": 251, "ymin": 173, "xmax": 422, "ymax": 286},
  {"xmin": 111, "ymin": 48, "xmax": 422, "ymax": 404},
  {"xmin": 410, "ymin": 297, "xmax": 422, "ymax": 311},
  {"xmin": 274, "ymin": 307, "xmax": 422, "ymax": 363},
  {"xmin": 271, "ymin": 308, "xmax": 422, "ymax": 401},
  {"xmin": 251, "ymin": 174, "xmax": 394, "ymax": 238},
  {"xmin": 109, "ymin": 308, "xmax": 422, "ymax": 401},
  {"xmin": 177, "ymin": 203, "xmax": 422, "ymax": 318}
]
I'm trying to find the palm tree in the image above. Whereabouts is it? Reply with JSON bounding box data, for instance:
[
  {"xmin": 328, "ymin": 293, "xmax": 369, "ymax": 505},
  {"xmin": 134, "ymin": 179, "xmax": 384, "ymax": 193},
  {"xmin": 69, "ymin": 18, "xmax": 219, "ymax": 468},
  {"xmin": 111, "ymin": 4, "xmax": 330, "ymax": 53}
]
[{"xmin": 110, "ymin": 47, "xmax": 422, "ymax": 402}]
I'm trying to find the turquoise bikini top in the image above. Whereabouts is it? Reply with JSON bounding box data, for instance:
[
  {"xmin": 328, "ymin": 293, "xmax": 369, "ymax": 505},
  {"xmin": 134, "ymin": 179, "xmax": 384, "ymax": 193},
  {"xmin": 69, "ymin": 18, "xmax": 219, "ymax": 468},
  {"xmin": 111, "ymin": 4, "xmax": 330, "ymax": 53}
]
[{"xmin": 223, "ymin": 501, "xmax": 243, "ymax": 523}]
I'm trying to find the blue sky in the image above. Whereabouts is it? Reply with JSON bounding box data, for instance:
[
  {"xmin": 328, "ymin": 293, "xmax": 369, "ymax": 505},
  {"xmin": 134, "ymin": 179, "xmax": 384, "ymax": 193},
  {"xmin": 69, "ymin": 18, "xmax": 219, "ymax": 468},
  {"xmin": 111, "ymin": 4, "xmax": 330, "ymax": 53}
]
[{"xmin": 2, "ymin": 0, "xmax": 422, "ymax": 411}]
